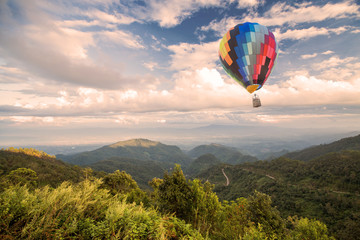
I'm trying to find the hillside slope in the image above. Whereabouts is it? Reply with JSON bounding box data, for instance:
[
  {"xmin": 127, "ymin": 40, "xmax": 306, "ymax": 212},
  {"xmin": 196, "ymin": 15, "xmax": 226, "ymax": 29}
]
[
  {"xmin": 187, "ymin": 143, "xmax": 258, "ymax": 164},
  {"xmin": 197, "ymin": 150, "xmax": 360, "ymax": 240},
  {"xmin": 187, "ymin": 154, "xmax": 222, "ymax": 176},
  {"xmin": 0, "ymin": 148, "xmax": 88, "ymax": 187},
  {"xmin": 89, "ymin": 157, "xmax": 165, "ymax": 189},
  {"xmin": 283, "ymin": 134, "xmax": 360, "ymax": 161}
]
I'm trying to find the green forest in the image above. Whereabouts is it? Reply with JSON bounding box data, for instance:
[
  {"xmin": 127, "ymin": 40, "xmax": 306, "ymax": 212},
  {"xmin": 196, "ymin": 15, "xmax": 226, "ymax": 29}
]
[{"xmin": 1, "ymin": 137, "xmax": 359, "ymax": 239}]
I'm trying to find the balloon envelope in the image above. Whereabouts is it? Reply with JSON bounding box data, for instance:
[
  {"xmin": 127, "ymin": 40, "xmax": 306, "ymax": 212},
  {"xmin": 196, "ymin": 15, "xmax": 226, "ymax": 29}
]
[{"xmin": 219, "ymin": 22, "xmax": 278, "ymax": 93}]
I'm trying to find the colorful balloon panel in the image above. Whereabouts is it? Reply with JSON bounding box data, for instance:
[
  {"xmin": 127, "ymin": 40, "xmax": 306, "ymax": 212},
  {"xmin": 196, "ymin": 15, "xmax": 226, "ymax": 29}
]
[{"xmin": 219, "ymin": 22, "xmax": 278, "ymax": 93}]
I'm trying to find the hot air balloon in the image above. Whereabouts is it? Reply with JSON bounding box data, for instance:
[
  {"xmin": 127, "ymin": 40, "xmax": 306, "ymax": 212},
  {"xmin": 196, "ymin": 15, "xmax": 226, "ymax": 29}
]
[{"xmin": 219, "ymin": 22, "xmax": 278, "ymax": 107}]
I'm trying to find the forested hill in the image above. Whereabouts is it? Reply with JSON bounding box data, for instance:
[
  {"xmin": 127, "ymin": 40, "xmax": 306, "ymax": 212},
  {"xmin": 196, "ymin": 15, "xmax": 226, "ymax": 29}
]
[
  {"xmin": 0, "ymin": 148, "xmax": 91, "ymax": 187},
  {"xmin": 187, "ymin": 143, "xmax": 258, "ymax": 164},
  {"xmin": 197, "ymin": 150, "xmax": 360, "ymax": 240},
  {"xmin": 57, "ymin": 138, "xmax": 192, "ymax": 167},
  {"xmin": 283, "ymin": 133, "xmax": 360, "ymax": 161}
]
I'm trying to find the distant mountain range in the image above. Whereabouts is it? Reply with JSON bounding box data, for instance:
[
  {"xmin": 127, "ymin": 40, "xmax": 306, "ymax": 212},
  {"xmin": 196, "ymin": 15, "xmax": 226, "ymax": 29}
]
[
  {"xmin": 55, "ymin": 134, "xmax": 360, "ymax": 194},
  {"xmin": 56, "ymin": 139, "xmax": 261, "ymax": 186}
]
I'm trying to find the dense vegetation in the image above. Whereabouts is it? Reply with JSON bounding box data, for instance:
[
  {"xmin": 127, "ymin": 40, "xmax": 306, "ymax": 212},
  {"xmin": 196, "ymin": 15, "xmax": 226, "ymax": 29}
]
[
  {"xmin": 89, "ymin": 157, "xmax": 165, "ymax": 189},
  {"xmin": 0, "ymin": 148, "xmax": 97, "ymax": 188},
  {"xmin": 187, "ymin": 154, "xmax": 221, "ymax": 176},
  {"xmin": 0, "ymin": 148, "xmax": 335, "ymax": 239},
  {"xmin": 197, "ymin": 151, "xmax": 360, "ymax": 240}
]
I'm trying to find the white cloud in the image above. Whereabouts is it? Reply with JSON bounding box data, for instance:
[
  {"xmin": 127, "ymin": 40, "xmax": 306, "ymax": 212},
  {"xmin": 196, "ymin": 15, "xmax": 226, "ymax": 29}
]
[
  {"xmin": 84, "ymin": 9, "xmax": 139, "ymax": 26},
  {"xmin": 245, "ymin": 1, "xmax": 360, "ymax": 27},
  {"xmin": 143, "ymin": 62, "xmax": 158, "ymax": 71},
  {"xmin": 138, "ymin": 0, "xmax": 225, "ymax": 27},
  {"xmin": 312, "ymin": 56, "xmax": 357, "ymax": 70},
  {"xmin": 263, "ymin": 75, "xmax": 360, "ymax": 106},
  {"xmin": 167, "ymin": 41, "xmax": 219, "ymax": 71},
  {"xmin": 322, "ymin": 50, "xmax": 334, "ymax": 55},
  {"xmin": 98, "ymin": 30, "xmax": 145, "ymax": 49},
  {"xmin": 25, "ymin": 25, "xmax": 95, "ymax": 59},
  {"xmin": 201, "ymin": 1, "xmax": 360, "ymax": 36},
  {"xmin": 301, "ymin": 53, "xmax": 317, "ymax": 59},
  {"xmin": 199, "ymin": 16, "xmax": 238, "ymax": 36},
  {"xmin": 274, "ymin": 26, "xmax": 348, "ymax": 41},
  {"xmin": 235, "ymin": 0, "xmax": 263, "ymax": 8}
]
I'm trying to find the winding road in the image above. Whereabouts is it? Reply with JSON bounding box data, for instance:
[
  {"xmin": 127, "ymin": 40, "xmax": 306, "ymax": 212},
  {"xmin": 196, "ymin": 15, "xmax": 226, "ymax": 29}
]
[{"xmin": 222, "ymin": 168, "xmax": 230, "ymax": 186}]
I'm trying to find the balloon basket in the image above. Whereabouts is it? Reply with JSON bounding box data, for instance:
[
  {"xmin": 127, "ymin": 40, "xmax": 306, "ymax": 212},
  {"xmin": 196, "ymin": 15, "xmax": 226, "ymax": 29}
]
[{"xmin": 252, "ymin": 94, "xmax": 261, "ymax": 108}]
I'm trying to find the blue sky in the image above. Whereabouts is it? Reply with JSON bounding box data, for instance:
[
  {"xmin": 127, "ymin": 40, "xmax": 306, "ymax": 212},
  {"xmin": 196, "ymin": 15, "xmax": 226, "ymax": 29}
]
[{"xmin": 0, "ymin": 0, "xmax": 360, "ymax": 146}]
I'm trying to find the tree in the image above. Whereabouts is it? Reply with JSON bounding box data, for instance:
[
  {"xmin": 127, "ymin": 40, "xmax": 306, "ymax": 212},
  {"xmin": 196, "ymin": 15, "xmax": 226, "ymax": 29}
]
[
  {"xmin": 189, "ymin": 179, "xmax": 220, "ymax": 233},
  {"xmin": 101, "ymin": 170, "xmax": 139, "ymax": 195},
  {"xmin": 248, "ymin": 190, "xmax": 285, "ymax": 238},
  {"xmin": 156, "ymin": 164, "xmax": 194, "ymax": 221},
  {"xmin": 3, "ymin": 168, "xmax": 38, "ymax": 188},
  {"xmin": 289, "ymin": 217, "xmax": 335, "ymax": 240}
]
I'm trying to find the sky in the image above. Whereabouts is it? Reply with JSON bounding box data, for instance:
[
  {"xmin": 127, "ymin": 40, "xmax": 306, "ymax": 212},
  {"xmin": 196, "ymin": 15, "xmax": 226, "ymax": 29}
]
[{"xmin": 1, "ymin": 0, "xmax": 360, "ymax": 147}]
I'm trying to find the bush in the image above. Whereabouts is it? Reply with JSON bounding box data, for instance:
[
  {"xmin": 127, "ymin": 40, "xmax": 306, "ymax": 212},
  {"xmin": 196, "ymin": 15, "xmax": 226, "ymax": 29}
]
[{"xmin": 0, "ymin": 179, "xmax": 204, "ymax": 239}]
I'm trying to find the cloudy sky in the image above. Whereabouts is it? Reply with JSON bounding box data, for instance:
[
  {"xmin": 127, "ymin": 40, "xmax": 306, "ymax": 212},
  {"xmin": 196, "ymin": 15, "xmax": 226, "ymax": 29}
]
[{"xmin": 1, "ymin": 0, "xmax": 360, "ymax": 146}]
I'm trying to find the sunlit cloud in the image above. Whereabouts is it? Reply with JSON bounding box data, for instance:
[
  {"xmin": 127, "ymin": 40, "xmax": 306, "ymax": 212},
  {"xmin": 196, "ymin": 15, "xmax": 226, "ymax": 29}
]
[
  {"xmin": 312, "ymin": 56, "xmax": 357, "ymax": 70},
  {"xmin": 98, "ymin": 30, "xmax": 145, "ymax": 49},
  {"xmin": 139, "ymin": 0, "xmax": 223, "ymax": 27},
  {"xmin": 167, "ymin": 41, "xmax": 219, "ymax": 71},
  {"xmin": 244, "ymin": 1, "xmax": 360, "ymax": 27},
  {"xmin": 301, "ymin": 53, "xmax": 317, "ymax": 59},
  {"xmin": 200, "ymin": 1, "xmax": 360, "ymax": 36},
  {"xmin": 274, "ymin": 26, "xmax": 348, "ymax": 41}
]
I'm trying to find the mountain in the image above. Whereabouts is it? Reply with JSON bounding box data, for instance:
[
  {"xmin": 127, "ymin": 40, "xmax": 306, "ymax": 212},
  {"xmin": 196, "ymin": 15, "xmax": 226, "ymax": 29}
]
[
  {"xmin": 186, "ymin": 154, "xmax": 222, "ymax": 176},
  {"xmin": 57, "ymin": 138, "xmax": 192, "ymax": 168},
  {"xmin": 196, "ymin": 150, "xmax": 360, "ymax": 240},
  {"xmin": 89, "ymin": 157, "xmax": 165, "ymax": 189},
  {"xmin": 187, "ymin": 143, "xmax": 258, "ymax": 164},
  {"xmin": 283, "ymin": 134, "xmax": 360, "ymax": 161},
  {"xmin": 0, "ymin": 148, "xmax": 90, "ymax": 187}
]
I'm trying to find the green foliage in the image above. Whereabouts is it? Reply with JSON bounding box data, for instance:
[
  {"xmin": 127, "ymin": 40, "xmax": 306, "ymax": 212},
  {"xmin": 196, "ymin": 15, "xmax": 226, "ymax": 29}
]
[
  {"xmin": 198, "ymin": 150, "xmax": 360, "ymax": 239},
  {"xmin": 247, "ymin": 191, "xmax": 285, "ymax": 238},
  {"xmin": 1, "ymin": 168, "xmax": 38, "ymax": 189},
  {"xmin": 101, "ymin": 170, "xmax": 139, "ymax": 195},
  {"xmin": 189, "ymin": 179, "xmax": 220, "ymax": 234},
  {"xmin": 187, "ymin": 154, "xmax": 221, "ymax": 176},
  {"xmin": 0, "ymin": 146, "xmax": 343, "ymax": 240},
  {"xmin": 156, "ymin": 165, "xmax": 194, "ymax": 221},
  {"xmin": 90, "ymin": 157, "xmax": 165, "ymax": 189},
  {"xmin": 3, "ymin": 147, "xmax": 55, "ymax": 159},
  {"xmin": 152, "ymin": 165, "xmax": 304, "ymax": 239},
  {"xmin": 289, "ymin": 216, "xmax": 335, "ymax": 240},
  {"xmin": 284, "ymin": 134, "xmax": 360, "ymax": 161},
  {"xmin": 0, "ymin": 179, "xmax": 204, "ymax": 239},
  {"xmin": 213, "ymin": 198, "xmax": 251, "ymax": 239},
  {"xmin": 0, "ymin": 149, "xmax": 90, "ymax": 187}
]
